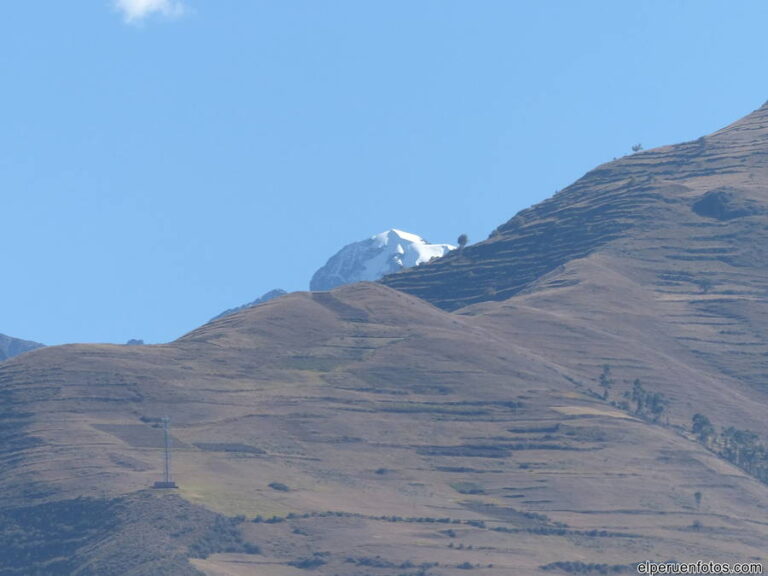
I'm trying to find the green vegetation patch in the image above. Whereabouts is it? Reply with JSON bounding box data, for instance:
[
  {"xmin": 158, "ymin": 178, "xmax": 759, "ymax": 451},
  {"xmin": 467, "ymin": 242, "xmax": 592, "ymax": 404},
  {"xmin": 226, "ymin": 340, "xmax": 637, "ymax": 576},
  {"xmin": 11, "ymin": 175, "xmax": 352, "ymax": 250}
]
[
  {"xmin": 379, "ymin": 402, "xmax": 490, "ymax": 415},
  {"xmin": 418, "ymin": 444, "xmax": 511, "ymax": 458},
  {"xmin": 193, "ymin": 442, "xmax": 266, "ymax": 455},
  {"xmin": 450, "ymin": 481, "xmax": 486, "ymax": 495}
]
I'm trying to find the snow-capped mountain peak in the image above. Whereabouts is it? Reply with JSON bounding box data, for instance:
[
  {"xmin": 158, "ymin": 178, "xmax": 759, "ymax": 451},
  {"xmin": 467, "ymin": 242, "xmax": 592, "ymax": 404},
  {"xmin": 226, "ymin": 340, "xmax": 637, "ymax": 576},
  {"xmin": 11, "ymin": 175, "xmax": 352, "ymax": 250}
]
[{"xmin": 309, "ymin": 229, "xmax": 455, "ymax": 291}]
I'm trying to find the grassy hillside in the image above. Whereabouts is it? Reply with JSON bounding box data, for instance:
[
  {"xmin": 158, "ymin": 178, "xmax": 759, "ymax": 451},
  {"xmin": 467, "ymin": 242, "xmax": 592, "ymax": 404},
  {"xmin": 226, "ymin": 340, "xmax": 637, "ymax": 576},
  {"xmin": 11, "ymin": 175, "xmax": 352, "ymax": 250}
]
[
  {"xmin": 5, "ymin": 104, "xmax": 768, "ymax": 574},
  {"xmin": 1, "ymin": 284, "xmax": 767, "ymax": 574}
]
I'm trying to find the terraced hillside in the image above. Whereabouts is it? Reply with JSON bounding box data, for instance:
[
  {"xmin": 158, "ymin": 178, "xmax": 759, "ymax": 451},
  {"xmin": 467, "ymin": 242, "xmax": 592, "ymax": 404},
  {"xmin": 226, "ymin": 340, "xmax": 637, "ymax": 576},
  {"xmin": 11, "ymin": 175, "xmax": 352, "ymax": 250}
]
[
  {"xmin": 383, "ymin": 103, "xmax": 768, "ymax": 311},
  {"xmin": 2, "ymin": 284, "xmax": 768, "ymax": 575},
  {"xmin": 4, "ymin": 103, "xmax": 768, "ymax": 575},
  {"xmin": 383, "ymin": 102, "xmax": 768, "ymax": 395}
]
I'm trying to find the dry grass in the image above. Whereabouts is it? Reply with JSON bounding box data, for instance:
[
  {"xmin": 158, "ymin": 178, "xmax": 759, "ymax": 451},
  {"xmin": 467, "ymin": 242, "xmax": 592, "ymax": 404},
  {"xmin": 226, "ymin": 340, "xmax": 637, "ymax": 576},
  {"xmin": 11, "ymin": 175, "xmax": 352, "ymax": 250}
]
[{"xmin": 6, "ymin": 104, "xmax": 768, "ymax": 573}]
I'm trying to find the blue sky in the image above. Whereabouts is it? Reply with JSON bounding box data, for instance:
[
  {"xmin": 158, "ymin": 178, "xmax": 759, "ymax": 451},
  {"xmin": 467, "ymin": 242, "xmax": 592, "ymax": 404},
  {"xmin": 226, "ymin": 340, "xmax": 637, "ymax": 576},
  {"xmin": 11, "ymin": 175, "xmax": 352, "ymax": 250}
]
[{"xmin": 2, "ymin": 1, "xmax": 768, "ymax": 345}]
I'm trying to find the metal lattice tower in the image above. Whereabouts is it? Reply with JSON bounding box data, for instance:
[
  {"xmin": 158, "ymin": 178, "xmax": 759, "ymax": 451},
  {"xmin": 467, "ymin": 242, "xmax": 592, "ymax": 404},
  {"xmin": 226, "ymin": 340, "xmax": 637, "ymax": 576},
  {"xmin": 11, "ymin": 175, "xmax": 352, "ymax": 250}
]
[
  {"xmin": 162, "ymin": 416, "xmax": 172, "ymax": 483},
  {"xmin": 153, "ymin": 415, "xmax": 178, "ymax": 489}
]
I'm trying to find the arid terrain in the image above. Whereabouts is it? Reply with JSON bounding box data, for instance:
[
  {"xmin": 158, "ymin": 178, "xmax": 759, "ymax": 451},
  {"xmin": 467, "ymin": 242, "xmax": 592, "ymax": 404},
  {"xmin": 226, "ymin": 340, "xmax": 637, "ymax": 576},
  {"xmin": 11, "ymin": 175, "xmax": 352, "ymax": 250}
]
[{"xmin": 4, "ymin": 104, "xmax": 768, "ymax": 575}]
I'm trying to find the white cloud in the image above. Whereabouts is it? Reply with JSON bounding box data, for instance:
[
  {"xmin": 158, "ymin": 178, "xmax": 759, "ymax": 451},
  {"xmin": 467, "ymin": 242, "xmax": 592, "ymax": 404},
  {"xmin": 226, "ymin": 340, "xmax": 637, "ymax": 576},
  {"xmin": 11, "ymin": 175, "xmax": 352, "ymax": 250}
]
[{"xmin": 114, "ymin": 0, "xmax": 187, "ymax": 24}]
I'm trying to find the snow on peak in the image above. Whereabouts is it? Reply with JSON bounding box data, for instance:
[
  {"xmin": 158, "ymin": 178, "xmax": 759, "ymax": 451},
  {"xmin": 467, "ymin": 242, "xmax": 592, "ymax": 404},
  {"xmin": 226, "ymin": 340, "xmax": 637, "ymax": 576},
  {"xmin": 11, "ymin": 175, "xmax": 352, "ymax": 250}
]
[{"xmin": 310, "ymin": 229, "xmax": 455, "ymax": 292}]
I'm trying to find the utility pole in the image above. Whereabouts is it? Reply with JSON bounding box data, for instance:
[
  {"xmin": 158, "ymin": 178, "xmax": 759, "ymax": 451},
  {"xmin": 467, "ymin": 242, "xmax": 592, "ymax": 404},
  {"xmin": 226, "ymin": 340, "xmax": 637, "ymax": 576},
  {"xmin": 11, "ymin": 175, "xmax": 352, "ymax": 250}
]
[{"xmin": 153, "ymin": 416, "xmax": 178, "ymax": 489}]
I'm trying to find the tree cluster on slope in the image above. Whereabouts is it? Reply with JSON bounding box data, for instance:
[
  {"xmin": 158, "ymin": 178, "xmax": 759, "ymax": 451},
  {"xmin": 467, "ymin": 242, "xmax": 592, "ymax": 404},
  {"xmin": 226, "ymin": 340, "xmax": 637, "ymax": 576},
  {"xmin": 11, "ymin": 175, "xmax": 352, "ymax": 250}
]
[
  {"xmin": 690, "ymin": 413, "xmax": 768, "ymax": 485},
  {"xmin": 624, "ymin": 379, "xmax": 669, "ymax": 423},
  {"xmin": 595, "ymin": 366, "xmax": 669, "ymax": 424}
]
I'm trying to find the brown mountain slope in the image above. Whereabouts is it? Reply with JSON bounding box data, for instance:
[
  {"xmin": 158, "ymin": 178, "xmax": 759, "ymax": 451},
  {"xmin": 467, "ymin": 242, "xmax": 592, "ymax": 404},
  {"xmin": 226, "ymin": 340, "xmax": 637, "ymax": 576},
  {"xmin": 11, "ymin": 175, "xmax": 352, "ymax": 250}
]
[
  {"xmin": 1, "ymin": 284, "xmax": 768, "ymax": 575},
  {"xmin": 381, "ymin": 102, "xmax": 768, "ymax": 421},
  {"xmin": 382, "ymin": 102, "xmax": 768, "ymax": 312},
  {"xmin": 5, "ymin": 104, "xmax": 768, "ymax": 575}
]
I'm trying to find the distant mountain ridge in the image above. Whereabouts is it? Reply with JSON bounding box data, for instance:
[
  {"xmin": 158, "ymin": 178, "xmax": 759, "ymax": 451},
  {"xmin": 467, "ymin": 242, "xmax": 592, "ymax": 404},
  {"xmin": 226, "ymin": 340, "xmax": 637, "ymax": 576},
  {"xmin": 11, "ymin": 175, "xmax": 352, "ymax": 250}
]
[
  {"xmin": 0, "ymin": 333, "xmax": 43, "ymax": 362},
  {"xmin": 214, "ymin": 229, "xmax": 453, "ymax": 318},
  {"xmin": 211, "ymin": 289, "xmax": 288, "ymax": 321},
  {"xmin": 310, "ymin": 228, "xmax": 455, "ymax": 291}
]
